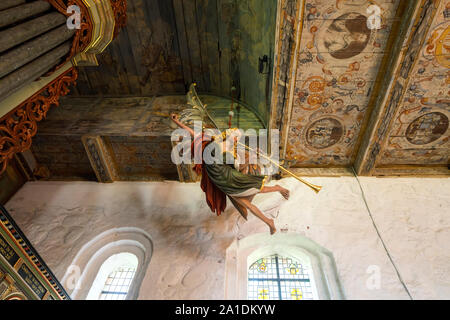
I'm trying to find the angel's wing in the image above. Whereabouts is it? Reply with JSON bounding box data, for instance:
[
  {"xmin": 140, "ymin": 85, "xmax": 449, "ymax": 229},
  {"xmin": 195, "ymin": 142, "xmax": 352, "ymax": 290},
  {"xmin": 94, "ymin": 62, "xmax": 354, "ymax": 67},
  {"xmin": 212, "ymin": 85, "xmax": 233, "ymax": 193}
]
[{"xmin": 178, "ymin": 84, "xmax": 219, "ymax": 130}]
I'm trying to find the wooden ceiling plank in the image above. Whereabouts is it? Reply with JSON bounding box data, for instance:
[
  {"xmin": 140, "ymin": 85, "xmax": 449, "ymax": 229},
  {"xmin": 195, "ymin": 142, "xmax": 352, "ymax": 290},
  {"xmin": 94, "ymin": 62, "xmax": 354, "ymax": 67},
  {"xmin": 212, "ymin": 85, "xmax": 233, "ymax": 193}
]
[
  {"xmin": 145, "ymin": 0, "xmax": 185, "ymax": 94},
  {"xmin": 182, "ymin": 0, "xmax": 207, "ymax": 90},
  {"xmin": 235, "ymin": 0, "xmax": 278, "ymax": 126},
  {"xmin": 107, "ymin": 41, "xmax": 133, "ymax": 95},
  {"xmin": 119, "ymin": 1, "xmax": 140, "ymax": 77},
  {"xmin": 111, "ymin": 2, "xmax": 141, "ymax": 95},
  {"xmin": 173, "ymin": 0, "xmax": 194, "ymax": 88},
  {"xmin": 140, "ymin": 0, "xmax": 166, "ymax": 94},
  {"xmin": 216, "ymin": 0, "xmax": 233, "ymax": 97},
  {"xmin": 72, "ymin": 67, "xmax": 95, "ymax": 96},
  {"xmin": 200, "ymin": 0, "xmax": 221, "ymax": 94},
  {"xmin": 194, "ymin": 0, "xmax": 212, "ymax": 92}
]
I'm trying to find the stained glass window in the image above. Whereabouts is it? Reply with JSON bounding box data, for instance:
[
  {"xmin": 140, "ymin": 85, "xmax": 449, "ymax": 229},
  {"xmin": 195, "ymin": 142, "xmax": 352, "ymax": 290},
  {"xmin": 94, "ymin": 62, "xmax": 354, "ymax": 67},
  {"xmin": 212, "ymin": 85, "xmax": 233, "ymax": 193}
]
[
  {"xmin": 248, "ymin": 254, "xmax": 316, "ymax": 300},
  {"xmin": 99, "ymin": 266, "xmax": 136, "ymax": 300}
]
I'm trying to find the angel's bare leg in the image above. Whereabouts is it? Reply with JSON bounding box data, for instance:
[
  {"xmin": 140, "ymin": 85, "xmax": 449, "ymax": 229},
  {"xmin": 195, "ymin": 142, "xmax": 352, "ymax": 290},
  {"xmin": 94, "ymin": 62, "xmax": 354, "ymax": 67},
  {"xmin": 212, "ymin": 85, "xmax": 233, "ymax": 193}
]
[
  {"xmin": 231, "ymin": 195, "xmax": 255, "ymax": 220},
  {"xmin": 233, "ymin": 196, "xmax": 276, "ymax": 235},
  {"xmin": 260, "ymin": 185, "xmax": 290, "ymax": 200}
]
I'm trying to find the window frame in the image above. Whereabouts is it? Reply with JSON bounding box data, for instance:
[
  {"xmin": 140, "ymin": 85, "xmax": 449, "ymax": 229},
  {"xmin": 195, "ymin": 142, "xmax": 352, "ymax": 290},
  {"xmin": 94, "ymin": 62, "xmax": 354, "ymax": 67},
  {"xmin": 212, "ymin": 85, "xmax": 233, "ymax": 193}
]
[
  {"xmin": 247, "ymin": 253, "xmax": 319, "ymax": 300},
  {"xmin": 61, "ymin": 227, "xmax": 153, "ymax": 300},
  {"xmin": 99, "ymin": 265, "xmax": 137, "ymax": 300},
  {"xmin": 225, "ymin": 233, "xmax": 344, "ymax": 300}
]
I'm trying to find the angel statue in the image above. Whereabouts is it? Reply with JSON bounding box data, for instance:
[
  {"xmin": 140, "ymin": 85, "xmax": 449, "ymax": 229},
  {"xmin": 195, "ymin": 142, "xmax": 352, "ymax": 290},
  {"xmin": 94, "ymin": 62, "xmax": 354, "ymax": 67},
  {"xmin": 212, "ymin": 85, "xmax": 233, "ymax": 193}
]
[{"xmin": 169, "ymin": 85, "xmax": 292, "ymax": 235}]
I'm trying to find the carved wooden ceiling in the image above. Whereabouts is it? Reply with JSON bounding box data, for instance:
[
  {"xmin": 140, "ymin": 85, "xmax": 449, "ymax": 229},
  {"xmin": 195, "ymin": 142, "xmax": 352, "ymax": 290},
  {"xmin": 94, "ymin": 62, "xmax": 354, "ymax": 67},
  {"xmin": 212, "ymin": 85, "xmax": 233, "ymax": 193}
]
[{"xmin": 16, "ymin": 0, "xmax": 449, "ymax": 182}]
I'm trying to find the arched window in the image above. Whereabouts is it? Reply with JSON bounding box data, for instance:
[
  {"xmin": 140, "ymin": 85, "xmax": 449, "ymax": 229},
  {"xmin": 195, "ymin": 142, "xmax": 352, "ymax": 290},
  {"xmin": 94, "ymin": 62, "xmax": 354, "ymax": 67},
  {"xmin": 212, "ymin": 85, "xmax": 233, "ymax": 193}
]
[
  {"xmin": 62, "ymin": 228, "xmax": 153, "ymax": 300},
  {"xmin": 248, "ymin": 254, "xmax": 318, "ymax": 300},
  {"xmin": 225, "ymin": 233, "xmax": 344, "ymax": 300},
  {"xmin": 86, "ymin": 252, "xmax": 138, "ymax": 300}
]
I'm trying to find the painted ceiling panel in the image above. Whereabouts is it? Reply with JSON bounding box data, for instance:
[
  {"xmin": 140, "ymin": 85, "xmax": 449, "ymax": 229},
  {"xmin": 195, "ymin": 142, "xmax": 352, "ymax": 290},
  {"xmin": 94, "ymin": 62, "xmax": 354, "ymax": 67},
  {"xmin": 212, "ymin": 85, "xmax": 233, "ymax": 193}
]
[
  {"xmin": 379, "ymin": 0, "xmax": 449, "ymax": 166},
  {"xmin": 285, "ymin": 0, "xmax": 401, "ymax": 166}
]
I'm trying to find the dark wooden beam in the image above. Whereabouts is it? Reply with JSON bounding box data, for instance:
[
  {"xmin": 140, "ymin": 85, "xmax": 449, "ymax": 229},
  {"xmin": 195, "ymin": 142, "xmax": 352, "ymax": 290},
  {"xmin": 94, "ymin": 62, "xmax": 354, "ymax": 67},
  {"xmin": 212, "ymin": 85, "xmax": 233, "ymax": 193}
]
[
  {"xmin": 268, "ymin": 0, "xmax": 303, "ymax": 159},
  {"xmin": 0, "ymin": 12, "xmax": 66, "ymax": 53},
  {"xmin": 0, "ymin": 25, "xmax": 74, "ymax": 78},
  {"xmin": 82, "ymin": 136, "xmax": 119, "ymax": 183},
  {"xmin": 0, "ymin": 41, "xmax": 71, "ymax": 101},
  {"xmin": 0, "ymin": 1, "xmax": 51, "ymax": 28},
  {"xmin": 0, "ymin": 0, "xmax": 26, "ymax": 11}
]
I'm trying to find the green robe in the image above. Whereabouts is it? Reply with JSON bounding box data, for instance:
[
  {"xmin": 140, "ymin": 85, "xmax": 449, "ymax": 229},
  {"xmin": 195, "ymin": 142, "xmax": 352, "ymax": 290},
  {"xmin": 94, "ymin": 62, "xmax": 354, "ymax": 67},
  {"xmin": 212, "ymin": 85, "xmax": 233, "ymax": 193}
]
[{"xmin": 204, "ymin": 148, "xmax": 266, "ymax": 197}]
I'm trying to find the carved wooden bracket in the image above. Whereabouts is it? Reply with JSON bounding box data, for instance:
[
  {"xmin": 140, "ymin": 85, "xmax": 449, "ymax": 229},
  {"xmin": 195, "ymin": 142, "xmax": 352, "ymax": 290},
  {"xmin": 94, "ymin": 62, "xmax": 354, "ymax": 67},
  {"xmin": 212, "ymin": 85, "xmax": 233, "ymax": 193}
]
[{"xmin": 0, "ymin": 68, "xmax": 78, "ymax": 175}]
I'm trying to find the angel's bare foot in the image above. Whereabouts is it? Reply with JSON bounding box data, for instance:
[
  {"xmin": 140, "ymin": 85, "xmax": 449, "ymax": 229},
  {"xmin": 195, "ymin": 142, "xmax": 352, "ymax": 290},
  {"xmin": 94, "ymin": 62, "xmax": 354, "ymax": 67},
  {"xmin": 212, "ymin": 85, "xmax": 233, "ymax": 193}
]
[
  {"xmin": 268, "ymin": 219, "xmax": 277, "ymax": 235},
  {"xmin": 277, "ymin": 185, "xmax": 290, "ymax": 200}
]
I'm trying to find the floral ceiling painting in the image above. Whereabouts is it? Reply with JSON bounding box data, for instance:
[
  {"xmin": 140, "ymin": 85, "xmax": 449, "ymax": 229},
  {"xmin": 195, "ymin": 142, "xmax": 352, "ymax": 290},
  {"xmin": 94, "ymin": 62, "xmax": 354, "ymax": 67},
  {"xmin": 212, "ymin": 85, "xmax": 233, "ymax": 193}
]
[
  {"xmin": 380, "ymin": 0, "xmax": 449, "ymax": 166},
  {"xmin": 285, "ymin": 0, "xmax": 401, "ymax": 166}
]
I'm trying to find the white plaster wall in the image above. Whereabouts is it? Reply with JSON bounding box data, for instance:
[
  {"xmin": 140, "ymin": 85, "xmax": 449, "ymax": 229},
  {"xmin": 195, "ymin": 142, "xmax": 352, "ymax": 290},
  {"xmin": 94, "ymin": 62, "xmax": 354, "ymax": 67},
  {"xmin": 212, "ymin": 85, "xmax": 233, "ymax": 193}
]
[{"xmin": 5, "ymin": 177, "xmax": 450, "ymax": 300}]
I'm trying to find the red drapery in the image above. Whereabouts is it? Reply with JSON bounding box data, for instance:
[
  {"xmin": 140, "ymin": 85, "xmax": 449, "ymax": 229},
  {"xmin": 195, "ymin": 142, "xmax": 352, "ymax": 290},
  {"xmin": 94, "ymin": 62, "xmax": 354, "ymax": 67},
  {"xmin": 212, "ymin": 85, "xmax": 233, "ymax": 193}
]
[{"xmin": 192, "ymin": 134, "xmax": 227, "ymax": 216}]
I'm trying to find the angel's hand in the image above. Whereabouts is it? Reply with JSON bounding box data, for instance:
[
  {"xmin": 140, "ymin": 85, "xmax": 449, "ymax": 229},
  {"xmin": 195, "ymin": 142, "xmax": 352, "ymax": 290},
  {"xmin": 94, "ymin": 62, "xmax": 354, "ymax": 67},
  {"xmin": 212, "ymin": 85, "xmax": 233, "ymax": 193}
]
[{"xmin": 171, "ymin": 113, "xmax": 179, "ymax": 122}]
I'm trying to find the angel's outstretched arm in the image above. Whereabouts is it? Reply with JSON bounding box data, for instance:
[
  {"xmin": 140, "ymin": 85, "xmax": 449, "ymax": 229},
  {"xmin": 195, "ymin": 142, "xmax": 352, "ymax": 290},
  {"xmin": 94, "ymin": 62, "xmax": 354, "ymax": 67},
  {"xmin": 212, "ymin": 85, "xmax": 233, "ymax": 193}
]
[{"xmin": 171, "ymin": 113, "xmax": 195, "ymax": 137}]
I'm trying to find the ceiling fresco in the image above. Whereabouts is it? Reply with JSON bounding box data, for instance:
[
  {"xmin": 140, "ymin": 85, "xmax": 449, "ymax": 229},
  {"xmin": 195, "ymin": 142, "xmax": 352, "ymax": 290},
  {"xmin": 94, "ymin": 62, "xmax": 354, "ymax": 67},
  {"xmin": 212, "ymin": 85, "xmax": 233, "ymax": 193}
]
[
  {"xmin": 284, "ymin": 0, "xmax": 401, "ymax": 167},
  {"xmin": 379, "ymin": 0, "xmax": 449, "ymax": 166}
]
